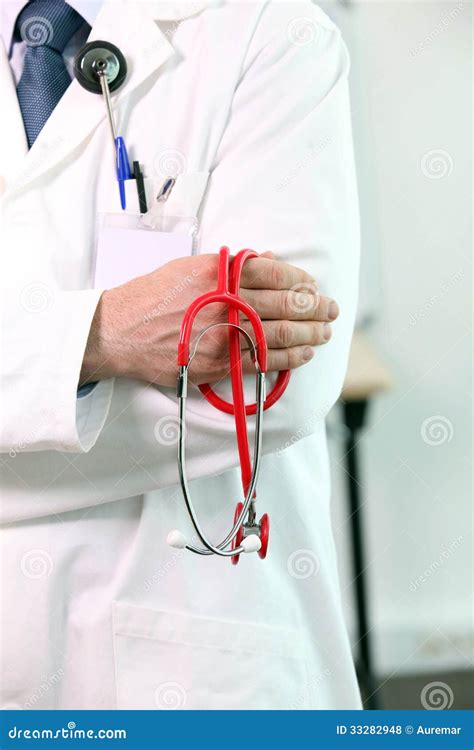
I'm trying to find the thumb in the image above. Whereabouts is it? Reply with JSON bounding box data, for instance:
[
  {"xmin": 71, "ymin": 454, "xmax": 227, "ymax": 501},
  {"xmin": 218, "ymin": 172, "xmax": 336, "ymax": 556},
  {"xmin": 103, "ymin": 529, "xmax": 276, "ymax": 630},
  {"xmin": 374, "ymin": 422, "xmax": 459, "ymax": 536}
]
[{"xmin": 261, "ymin": 251, "xmax": 276, "ymax": 259}]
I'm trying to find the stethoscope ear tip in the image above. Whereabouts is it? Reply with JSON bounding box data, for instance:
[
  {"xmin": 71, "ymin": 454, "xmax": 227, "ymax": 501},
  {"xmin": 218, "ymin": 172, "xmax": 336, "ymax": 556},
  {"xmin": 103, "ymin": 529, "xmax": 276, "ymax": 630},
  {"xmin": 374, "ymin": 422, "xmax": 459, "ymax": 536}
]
[
  {"xmin": 241, "ymin": 535, "xmax": 262, "ymax": 554},
  {"xmin": 167, "ymin": 530, "xmax": 188, "ymax": 549}
]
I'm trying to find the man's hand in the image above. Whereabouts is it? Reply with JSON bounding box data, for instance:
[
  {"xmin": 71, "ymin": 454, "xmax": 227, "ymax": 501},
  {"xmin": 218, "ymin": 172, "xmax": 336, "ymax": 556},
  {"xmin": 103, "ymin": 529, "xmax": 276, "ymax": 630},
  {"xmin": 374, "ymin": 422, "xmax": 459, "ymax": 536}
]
[{"xmin": 80, "ymin": 253, "xmax": 339, "ymax": 388}]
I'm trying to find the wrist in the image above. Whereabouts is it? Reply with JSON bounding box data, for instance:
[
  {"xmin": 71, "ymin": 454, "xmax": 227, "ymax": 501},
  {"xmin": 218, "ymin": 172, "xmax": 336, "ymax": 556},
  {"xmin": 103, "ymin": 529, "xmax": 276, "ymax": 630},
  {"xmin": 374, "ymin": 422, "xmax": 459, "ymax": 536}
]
[{"xmin": 80, "ymin": 290, "xmax": 122, "ymax": 384}]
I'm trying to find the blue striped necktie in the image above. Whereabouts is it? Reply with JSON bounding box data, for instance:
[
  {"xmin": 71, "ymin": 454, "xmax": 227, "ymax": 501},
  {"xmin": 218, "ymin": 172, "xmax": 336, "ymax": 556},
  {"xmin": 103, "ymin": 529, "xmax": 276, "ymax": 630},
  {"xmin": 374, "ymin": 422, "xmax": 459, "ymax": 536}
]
[{"xmin": 15, "ymin": 0, "xmax": 87, "ymax": 147}]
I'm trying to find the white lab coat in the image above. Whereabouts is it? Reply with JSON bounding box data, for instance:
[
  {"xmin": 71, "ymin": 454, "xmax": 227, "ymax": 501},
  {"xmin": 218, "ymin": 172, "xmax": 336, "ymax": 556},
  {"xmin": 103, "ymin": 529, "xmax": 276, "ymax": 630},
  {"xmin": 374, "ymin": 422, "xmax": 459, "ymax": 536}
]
[{"xmin": 0, "ymin": 0, "xmax": 361, "ymax": 709}]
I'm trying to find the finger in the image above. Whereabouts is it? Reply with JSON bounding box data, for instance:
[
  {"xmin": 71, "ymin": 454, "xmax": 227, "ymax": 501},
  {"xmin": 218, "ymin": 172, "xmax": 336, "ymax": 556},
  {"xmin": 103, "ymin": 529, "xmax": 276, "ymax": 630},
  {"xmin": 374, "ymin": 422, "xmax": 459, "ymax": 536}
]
[
  {"xmin": 241, "ymin": 345, "xmax": 315, "ymax": 374},
  {"xmin": 240, "ymin": 257, "xmax": 316, "ymax": 292},
  {"xmin": 282, "ymin": 292, "xmax": 338, "ymax": 322},
  {"xmin": 241, "ymin": 288, "xmax": 321, "ymax": 321},
  {"xmin": 240, "ymin": 290, "xmax": 338, "ymax": 322},
  {"xmin": 316, "ymin": 295, "xmax": 339, "ymax": 321},
  {"xmin": 238, "ymin": 319, "xmax": 332, "ymax": 349}
]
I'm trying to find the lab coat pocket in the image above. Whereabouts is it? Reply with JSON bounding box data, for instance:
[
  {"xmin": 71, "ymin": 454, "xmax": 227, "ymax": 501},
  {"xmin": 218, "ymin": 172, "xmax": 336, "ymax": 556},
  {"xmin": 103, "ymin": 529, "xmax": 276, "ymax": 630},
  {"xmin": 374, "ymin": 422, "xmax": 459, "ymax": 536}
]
[
  {"xmin": 112, "ymin": 602, "xmax": 310, "ymax": 710},
  {"xmin": 98, "ymin": 172, "xmax": 209, "ymax": 219},
  {"xmin": 93, "ymin": 172, "xmax": 210, "ymax": 287}
]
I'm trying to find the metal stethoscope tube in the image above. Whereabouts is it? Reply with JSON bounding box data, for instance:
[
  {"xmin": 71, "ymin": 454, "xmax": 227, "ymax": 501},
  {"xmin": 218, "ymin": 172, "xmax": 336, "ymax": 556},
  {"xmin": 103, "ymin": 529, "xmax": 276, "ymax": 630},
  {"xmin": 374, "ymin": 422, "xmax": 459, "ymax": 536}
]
[{"xmin": 176, "ymin": 324, "xmax": 265, "ymax": 557}]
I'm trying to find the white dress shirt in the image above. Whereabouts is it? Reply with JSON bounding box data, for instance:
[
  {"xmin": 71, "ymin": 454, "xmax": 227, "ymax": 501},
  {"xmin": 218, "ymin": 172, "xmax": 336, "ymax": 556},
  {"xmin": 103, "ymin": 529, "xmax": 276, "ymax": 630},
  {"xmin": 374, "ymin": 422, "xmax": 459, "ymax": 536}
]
[{"xmin": 0, "ymin": 0, "xmax": 102, "ymax": 83}]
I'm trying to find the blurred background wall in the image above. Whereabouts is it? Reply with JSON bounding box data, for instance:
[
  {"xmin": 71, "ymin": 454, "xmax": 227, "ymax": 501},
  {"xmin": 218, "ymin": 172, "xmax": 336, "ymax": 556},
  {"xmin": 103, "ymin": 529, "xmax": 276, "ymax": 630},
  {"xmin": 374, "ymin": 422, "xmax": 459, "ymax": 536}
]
[{"xmin": 320, "ymin": 0, "xmax": 472, "ymax": 707}]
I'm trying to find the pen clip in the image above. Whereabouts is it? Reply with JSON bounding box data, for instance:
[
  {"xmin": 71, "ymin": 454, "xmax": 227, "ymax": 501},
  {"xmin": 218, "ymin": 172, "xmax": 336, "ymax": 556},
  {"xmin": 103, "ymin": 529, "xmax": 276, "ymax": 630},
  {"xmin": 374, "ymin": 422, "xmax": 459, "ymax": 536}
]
[{"xmin": 156, "ymin": 177, "xmax": 176, "ymax": 203}]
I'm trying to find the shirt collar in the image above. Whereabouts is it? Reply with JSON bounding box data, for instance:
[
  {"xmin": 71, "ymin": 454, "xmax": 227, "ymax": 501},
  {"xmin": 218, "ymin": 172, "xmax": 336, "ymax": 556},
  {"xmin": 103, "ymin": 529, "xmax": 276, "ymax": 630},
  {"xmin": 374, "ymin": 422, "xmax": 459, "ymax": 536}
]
[{"xmin": 0, "ymin": 0, "xmax": 103, "ymax": 50}]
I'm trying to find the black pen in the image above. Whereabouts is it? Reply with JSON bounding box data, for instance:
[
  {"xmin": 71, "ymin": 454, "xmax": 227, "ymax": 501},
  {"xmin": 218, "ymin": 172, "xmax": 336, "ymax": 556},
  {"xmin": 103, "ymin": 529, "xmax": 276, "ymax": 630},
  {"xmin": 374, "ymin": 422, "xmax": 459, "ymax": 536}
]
[{"xmin": 133, "ymin": 160, "xmax": 148, "ymax": 214}]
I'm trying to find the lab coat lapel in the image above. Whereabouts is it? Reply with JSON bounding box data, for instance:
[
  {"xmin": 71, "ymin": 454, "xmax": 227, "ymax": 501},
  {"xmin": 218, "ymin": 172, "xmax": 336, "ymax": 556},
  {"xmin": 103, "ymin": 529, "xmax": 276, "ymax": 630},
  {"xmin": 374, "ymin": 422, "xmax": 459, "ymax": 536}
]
[
  {"xmin": 147, "ymin": 1, "xmax": 217, "ymax": 21},
  {"xmin": 0, "ymin": 39, "xmax": 28, "ymax": 182},
  {"xmin": 8, "ymin": 0, "xmax": 178, "ymax": 195}
]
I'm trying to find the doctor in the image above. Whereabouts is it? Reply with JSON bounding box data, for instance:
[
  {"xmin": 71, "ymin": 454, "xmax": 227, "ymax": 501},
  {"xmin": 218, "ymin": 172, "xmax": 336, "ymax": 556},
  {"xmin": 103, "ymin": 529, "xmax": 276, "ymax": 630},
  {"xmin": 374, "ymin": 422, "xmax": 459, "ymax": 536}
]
[{"xmin": 0, "ymin": 0, "xmax": 361, "ymax": 709}]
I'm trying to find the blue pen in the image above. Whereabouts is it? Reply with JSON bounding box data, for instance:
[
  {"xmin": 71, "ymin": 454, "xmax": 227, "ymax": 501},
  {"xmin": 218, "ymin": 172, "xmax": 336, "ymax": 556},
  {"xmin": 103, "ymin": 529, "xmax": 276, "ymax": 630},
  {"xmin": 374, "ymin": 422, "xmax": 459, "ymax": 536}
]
[
  {"xmin": 115, "ymin": 136, "xmax": 132, "ymax": 210},
  {"xmin": 98, "ymin": 71, "xmax": 132, "ymax": 210}
]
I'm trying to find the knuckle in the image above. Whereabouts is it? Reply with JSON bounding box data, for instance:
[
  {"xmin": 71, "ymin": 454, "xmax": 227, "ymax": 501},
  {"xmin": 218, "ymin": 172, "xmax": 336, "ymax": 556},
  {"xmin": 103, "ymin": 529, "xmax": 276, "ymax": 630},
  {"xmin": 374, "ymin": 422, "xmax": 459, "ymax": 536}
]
[
  {"xmin": 277, "ymin": 320, "xmax": 293, "ymax": 348},
  {"xmin": 266, "ymin": 353, "xmax": 276, "ymax": 372},
  {"xmin": 287, "ymin": 347, "xmax": 302, "ymax": 370},
  {"xmin": 303, "ymin": 273, "xmax": 317, "ymax": 288},
  {"xmin": 310, "ymin": 323, "xmax": 322, "ymax": 345},
  {"xmin": 240, "ymin": 259, "xmax": 256, "ymax": 287},
  {"xmin": 270, "ymin": 263, "xmax": 285, "ymax": 290},
  {"xmin": 294, "ymin": 280, "xmax": 318, "ymax": 298},
  {"xmin": 316, "ymin": 296, "xmax": 329, "ymax": 318},
  {"xmin": 280, "ymin": 290, "xmax": 292, "ymax": 317}
]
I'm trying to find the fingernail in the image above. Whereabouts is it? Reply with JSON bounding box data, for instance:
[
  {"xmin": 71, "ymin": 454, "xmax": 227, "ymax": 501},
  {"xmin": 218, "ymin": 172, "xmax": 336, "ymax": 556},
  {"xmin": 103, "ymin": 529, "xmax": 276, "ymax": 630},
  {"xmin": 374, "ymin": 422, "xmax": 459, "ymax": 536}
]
[
  {"xmin": 328, "ymin": 301, "xmax": 339, "ymax": 320},
  {"xmin": 324, "ymin": 323, "xmax": 332, "ymax": 342},
  {"xmin": 303, "ymin": 346, "xmax": 314, "ymax": 362}
]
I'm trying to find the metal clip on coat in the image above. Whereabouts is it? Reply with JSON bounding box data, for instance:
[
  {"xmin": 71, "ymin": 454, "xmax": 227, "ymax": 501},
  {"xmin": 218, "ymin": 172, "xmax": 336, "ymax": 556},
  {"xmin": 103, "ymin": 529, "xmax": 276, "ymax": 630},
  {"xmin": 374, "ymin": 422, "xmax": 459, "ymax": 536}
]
[{"xmin": 167, "ymin": 247, "xmax": 291, "ymax": 563}]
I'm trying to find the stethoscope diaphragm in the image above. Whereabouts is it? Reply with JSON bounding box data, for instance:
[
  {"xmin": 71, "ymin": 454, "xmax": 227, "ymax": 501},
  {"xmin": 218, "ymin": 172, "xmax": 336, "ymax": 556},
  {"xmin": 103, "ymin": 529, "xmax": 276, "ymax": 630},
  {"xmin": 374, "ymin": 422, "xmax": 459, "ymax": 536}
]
[{"xmin": 74, "ymin": 40, "xmax": 127, "ymax": 94}]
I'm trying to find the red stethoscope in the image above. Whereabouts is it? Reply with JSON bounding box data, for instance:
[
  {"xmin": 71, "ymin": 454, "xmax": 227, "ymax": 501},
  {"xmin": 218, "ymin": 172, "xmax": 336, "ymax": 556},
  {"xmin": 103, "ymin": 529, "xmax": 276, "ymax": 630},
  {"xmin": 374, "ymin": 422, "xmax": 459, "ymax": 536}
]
[{"xmin": 167, "ymin": 246, "xmax": 290, "ymax": 563}]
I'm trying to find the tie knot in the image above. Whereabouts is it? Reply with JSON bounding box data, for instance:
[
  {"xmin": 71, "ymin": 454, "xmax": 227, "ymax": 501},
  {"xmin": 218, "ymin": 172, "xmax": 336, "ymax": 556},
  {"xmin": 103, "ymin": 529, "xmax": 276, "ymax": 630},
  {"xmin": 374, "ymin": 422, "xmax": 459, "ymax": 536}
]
[{"xmin": 15, "ymin": 0, "xmax": 85, "ymax": 54}]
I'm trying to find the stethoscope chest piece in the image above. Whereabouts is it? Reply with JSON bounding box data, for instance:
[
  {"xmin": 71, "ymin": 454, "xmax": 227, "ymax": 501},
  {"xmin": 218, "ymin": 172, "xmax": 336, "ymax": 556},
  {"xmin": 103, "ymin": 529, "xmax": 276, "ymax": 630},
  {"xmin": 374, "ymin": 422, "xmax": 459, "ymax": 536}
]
[{"xmin": 74, "ymin": 40, "xmax": 127, "ymax": 94}]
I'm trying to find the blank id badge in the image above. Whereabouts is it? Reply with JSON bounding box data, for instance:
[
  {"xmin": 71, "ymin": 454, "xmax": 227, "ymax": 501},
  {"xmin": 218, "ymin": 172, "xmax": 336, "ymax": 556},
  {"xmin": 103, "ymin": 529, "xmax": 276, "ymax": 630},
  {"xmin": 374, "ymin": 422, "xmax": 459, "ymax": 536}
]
[{"xmin": 94, "ymin": 212, "xmax": 198, "ymax": 289}]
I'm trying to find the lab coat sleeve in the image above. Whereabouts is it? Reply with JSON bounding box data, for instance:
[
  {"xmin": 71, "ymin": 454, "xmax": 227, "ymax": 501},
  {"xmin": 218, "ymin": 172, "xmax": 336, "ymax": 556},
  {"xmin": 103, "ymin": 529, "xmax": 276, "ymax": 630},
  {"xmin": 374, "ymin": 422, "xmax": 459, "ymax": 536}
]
[
  {"xmin": 196, "ymin": 5, "xmax": 360, "ymax": 453},
  {"xmin": 0, "ymin": 288, "xmax": 114, "ymax": 454}
]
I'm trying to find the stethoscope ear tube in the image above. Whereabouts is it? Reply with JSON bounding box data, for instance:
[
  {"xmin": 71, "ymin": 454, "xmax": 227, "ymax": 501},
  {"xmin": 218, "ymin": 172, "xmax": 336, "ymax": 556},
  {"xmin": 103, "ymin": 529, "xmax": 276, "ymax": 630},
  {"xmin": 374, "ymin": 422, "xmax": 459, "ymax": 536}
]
[
  {"xmin": 199, "ymin": 369, "xmax": 290, "ymax": 415},
  {"xmin": 174, "ymin": 363, "xmax": 266, "ymax": 557}
]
